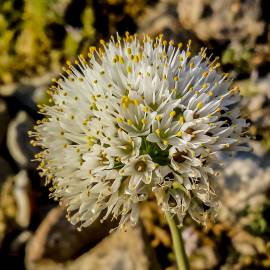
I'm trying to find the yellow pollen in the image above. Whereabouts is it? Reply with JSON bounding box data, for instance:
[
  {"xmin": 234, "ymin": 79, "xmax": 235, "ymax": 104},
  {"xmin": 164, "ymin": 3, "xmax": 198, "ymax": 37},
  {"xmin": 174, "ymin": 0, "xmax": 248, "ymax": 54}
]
[
  {"xmin": 133, "ymin": 99, "xmax": 139, "ymax": 106},
  {"xmin": 189, "ymin": 62, "xmax": 194, "ymax": 69},
  {"xmin": 202, "ymin": 71, "xmax": 208, "ymax": 78},
  {"xmin": 186, "ymin": 51, "xmax": 191, "ymax": 57},
  {"xmin": 162, "ymin": 40, "xmax": 168, "ymax": 46},
  {"xmin": 163, "ymin": 140, "xmax": 168, "ymax": 146},
  {"xmin": 155, "ymin": 115, "xmax": 162, "ymax": 121},
  {"xmin": 121, "ymin": 95, "xmax": 130, "ymax": 108},
  {"xmin": 127, "ymin": 66, "xmax": 132, "ymax": 73},
  {"xmin": 179, "ymin": 116, "xmax": 184, "ymax": 124},
  {"xmin": 178, "ymin": 56, "xmax": 183, "ymax": 61},
  {"xmin": 197, "ymin": 102, "xmax": 203, "ymax": 109},
  {"xmin": 117, "ymin": 117, "xmax": 123, "ymax": 123},
  {"xmin": 202, "ymin": 83, "xmax": 208, "ymax": 89},
  {"xmin": 127, "ymin": 119, "xmax": 133, "ymax": 125},
  {"xmin": 176, "ymin": 131, "xmax": 183, "ymax": 137},
  {"xmin": 127, "ymin": 48, "xmax": 132, "ymax": 55},
  {"xmin": 141, "ymin": 119, "xmax": 147, "ymax": 125},
  {"xmin": 173, "ymin": 76, "xmax": 179, "ymax": 81},
  {"xmin": 170, "ymin": 111, "xmax": 176, "ymax": 118},
  {"xmin": 155, "ymin": 129, "xmax": 160, "ymax": 136},
  {"xmin": 134, "ymin": 55, "xmax": 139, "ymax": 63},
  {"xmin": 178, "ymin": 42, "xmax": 183, "ymax": 48},
  {"xmin": 143, "ymin": 106, "xmax": 149, "ymax": 112},
  {"xmin": 119, "ymin": 56, "xmax": 124, "ymax": 64},
  {"xmin": 208, "ymin": 91, "xmax": 213, "ymax": 97}
]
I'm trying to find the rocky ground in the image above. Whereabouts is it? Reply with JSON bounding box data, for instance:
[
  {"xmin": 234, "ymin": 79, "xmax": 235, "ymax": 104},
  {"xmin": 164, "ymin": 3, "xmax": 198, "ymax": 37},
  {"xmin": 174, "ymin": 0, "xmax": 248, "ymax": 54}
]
[{"xmin": 0, "ymin": 0, "xmax": 270, "ymax": 269}]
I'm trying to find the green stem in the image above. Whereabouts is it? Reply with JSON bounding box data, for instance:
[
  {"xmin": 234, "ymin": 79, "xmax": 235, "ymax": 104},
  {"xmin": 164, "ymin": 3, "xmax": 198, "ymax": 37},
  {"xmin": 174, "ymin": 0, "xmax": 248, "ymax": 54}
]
[{"xmin": 165, "ymin": 212, "xmax": 190, "ymax": 270}]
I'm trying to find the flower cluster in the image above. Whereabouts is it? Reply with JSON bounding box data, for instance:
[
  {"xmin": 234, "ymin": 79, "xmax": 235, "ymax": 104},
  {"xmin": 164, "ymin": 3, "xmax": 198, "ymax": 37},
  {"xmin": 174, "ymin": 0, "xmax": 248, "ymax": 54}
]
[{"xmin": 30, "ymin": 33, "xmax": 249, "ymax": 230}]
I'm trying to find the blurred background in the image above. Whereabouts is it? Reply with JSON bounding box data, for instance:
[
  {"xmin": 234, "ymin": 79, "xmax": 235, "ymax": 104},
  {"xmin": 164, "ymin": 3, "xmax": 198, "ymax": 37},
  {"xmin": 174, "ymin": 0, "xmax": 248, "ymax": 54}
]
[{"xmin": 0, "ymin": 0, "xmax": 270, "ymax": 269}]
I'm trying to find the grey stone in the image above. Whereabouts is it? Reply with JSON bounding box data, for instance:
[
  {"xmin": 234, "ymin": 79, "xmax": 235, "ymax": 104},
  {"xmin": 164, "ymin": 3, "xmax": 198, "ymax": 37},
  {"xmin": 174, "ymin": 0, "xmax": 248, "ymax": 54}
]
[
  {"xmin": 0, "ymin": 73, "xmax": 55, "ymax": 112},
  {"xmin": 25, "ymin": 207, "xmax": 114, "ymax": 266},
  {"xmin": 7, "ymin": 111, "xmax": 38, "ymax": 169},
  {"xmin": 13, "ymin": 170, "xmax": 31, "ymax": 228},
  {"xmin": 177, "ymin": 0, "xmax": 264, "ymax": 45},
  {"xmin": 25, "ymin": 207, "xmax": 160, "ymax": 270},
  {"xmin": 216, "ymin": 153, "xmax": 270, "ymax": 222}
]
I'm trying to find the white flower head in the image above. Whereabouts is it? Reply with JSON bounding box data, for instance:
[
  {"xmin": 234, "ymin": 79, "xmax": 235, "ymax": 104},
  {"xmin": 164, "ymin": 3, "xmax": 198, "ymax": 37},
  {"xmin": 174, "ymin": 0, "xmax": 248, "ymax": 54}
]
[{"xmin": 30, "ymin": 33, "xmax": 249, "ymax": 230}]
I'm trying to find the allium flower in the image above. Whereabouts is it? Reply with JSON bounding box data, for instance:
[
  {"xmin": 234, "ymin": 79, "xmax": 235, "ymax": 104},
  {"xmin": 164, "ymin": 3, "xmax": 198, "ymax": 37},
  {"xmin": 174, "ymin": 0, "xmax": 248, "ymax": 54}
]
[{"xmin": 30, "ymin": 33, "xmax": 249, "ymax": 230}]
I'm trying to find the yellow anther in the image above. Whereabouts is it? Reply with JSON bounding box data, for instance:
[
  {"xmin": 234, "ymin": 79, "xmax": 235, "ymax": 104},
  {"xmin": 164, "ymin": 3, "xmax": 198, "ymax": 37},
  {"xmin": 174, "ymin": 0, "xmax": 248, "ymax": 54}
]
[
  {"xmin": 127, "ymin": 47, "xmax": 132, "ymax": 55},
  {"xmin": 197, "ymin": 102, "xmax": 203, "ymax": 109},
  {"xmin": 127, "ymin": 119, "xmax": 133, "ymax": 125},
  {"xmin": 143, "ymin": 106, "xmax": 149, "ymax": 112},
  {"xmin": 117, "ymin": 117, "xmax": 123, "ymax": 123},
  {"xmin": 176, "ymin": 131, "xmax": 183, "ymax": 137},
  {"xmin": 121, "ymin": 95, "xmax": 130, "ymax": 107},
  {"xmin": 208, "ymin": 91, "xmax": 213, "ymax": 97},
  {"xmin": 163, "ymin": 140, "xmax": 168, "ymax": 146},
  {"xmin": 113, "ymin": 55, "xmax": 119, "ymax": 63},
  {"xmin": 195, "ymin": 91, "xmax": 199, "ymax": 96},
  {"xmin": 186, "ymin": 51, "xmax": 192, "ymax": 57},
  {"xmin": 100, "ymin": 39, "xmax": 105, "ymax": 45},
  {"xmin": 173, "ymin": 76, "xmax": 179, "ymax": 81},
  {"xmin": 170, "ymin": 111, "xmax": 176, "ymax": 118},
  {"xmin": 134, "ymin": 55, "xmax": 139, "ymax": 63},
  {"xmin": 155, "ymin": 129, "xmax": 160, "ymax": 136},
  {"xmin": 169, "ymin": 40, "xmax": 174, "ymax": 46},
  {"xmin": 162, "ymin": 40, "xmax": 168, "ymax": 46},
  {"xmin": 202, "ymin": 71, "xmax": 208, "ymax": 78},
  {"xmin": 133, "ymin": 99, "xmax": 139, "ymax": 106},
  {"xmin": 119, "ymin": 56, "xmax": 124, "ymax": 64},
  {"xmin": 178, "ymin": 56, "xmax": 183, "ymax": 61},
  {"xmin": 202, "ymin": 83, "xmax": 208, "ymax": 89},
  {"xmin": 179, "ymin": 116, "xmax": 184, "ymax": 124},
  {"xmin": 155, "ymin": 115, "xmax": 162, "ymax": 121},
  {"xmin": 89, "ymin": 46, "xmax": 96, "ymax": 53},
  {"xmin": 141, "ymin": 119, "xmax": 147, "ymax": 125},
  {"xmin": 66, "ymin": 60, "xmax": 71, "ymax": 66},
  {"xmin": 127, "ymin": 66, "xmax": 132, "ymax": 73},
  {"xmin": 178, "ymin": 42, "xmax": 183, "ymax": 49},
  {"xmin": 190, "ymin": 62, "xmax": 194, "ymax": 69}
]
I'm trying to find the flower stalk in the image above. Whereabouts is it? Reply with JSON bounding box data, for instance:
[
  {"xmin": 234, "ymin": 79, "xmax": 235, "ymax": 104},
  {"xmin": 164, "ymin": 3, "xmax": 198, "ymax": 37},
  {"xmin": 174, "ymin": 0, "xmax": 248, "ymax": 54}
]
[{"xmin": 165, "ymin": 211, "xmax": 190, "ymax": 270}]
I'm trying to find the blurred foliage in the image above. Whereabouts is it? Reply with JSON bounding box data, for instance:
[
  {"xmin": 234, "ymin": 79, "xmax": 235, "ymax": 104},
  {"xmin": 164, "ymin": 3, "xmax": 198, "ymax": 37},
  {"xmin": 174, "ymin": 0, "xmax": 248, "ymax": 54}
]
[
  {"xmin": 222, "ymin": 47, "xmax": 253, "ymax": 74},
  {"xmin": 0, "ymin": 0, "xmax": 153, "ymax": 84}
]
